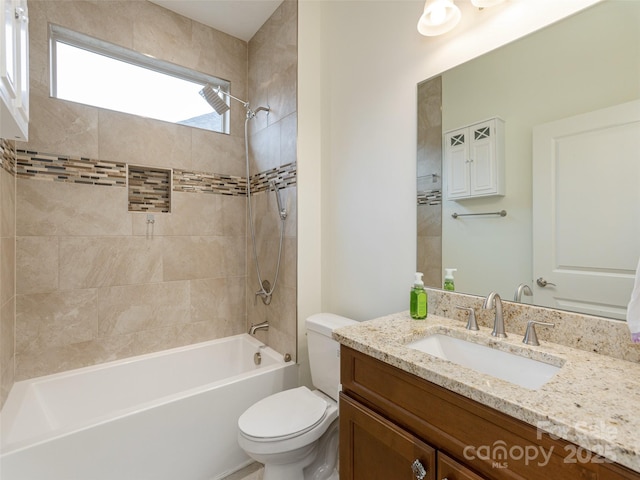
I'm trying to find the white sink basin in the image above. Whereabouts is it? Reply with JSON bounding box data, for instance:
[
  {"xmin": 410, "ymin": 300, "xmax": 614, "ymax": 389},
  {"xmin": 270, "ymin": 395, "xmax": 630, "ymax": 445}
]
[{"xmin": 406, "ymin": 334, "xmax": 562, "ymax": 390}]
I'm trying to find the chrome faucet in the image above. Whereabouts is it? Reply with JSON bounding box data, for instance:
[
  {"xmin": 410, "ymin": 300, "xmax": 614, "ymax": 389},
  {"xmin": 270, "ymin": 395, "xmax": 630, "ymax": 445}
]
[
  {"xmin": 483, "ymin": 292, "xmax": 507, "ymax": 338},
  {"xmin": 513, "ymin": 283, "xmax": 533, "ymax": 303},
  {"xmin": 455, "ymin": 306, "xmax": 479, "ymax": 331},
  {"xmin": 249, "ymin": 321, "xmax": 269, "ymax": 335},
  {"xmin": 523, "ymin": 320, "xmax": 555, "ymax": 346}
]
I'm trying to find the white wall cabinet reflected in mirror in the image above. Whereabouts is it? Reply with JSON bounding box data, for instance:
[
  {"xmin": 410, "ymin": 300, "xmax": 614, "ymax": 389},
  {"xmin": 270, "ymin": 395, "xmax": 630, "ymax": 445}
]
[{"xmin": 444, "ymin": 117, "xmax": 504, "ymax": 200}]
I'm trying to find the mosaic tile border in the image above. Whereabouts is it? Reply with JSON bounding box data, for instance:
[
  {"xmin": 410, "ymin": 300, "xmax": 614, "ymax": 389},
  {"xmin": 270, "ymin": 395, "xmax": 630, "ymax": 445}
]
[
  {"xmin": 173, "ymin": 169, "xmax": 246, "ymax": 196},
  {"xmin": 417, "ymin": 189, "xmax": 442, "ymax": 206},
  {"xmin": 0, "ymin": 138, "xmax": 16, "ymax": 175},
  {"xmin": 129, "ymin": 166, "xmax": 171, "ymax": 213},
  {"xmin": 250, "ymin": 162, "xmax": 297, "ymax": 193},
  {"xmin": 172, "ymin": 162, "xmax": 297, "ymax": 196},
  {"xmin": 16, "ymin": 149, "xmax": 127, "ymax": 186},
  {"xmin": 14, "ymin": 148, "xmax": 298, "ymax": 197}
]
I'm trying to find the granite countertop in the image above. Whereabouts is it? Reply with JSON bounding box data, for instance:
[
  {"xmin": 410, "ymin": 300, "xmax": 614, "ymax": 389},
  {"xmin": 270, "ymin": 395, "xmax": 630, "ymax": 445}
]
[{"xmin": 333, "ymin": 312, "xmax": 640, "ymax": 473}]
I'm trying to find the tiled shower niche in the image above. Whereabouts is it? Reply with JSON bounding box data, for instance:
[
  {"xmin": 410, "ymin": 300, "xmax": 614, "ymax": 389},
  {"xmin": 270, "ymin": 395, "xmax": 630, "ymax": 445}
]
[{"xmin": 128, "ymin": 165, "xmax": 171, "ymax": 213}]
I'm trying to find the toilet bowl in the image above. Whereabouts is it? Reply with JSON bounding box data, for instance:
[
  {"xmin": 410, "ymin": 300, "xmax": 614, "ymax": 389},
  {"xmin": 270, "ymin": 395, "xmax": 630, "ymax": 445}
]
[
  {"xmin": 237, "ymin": 313, "xmax": 356, "ymax": 480},
  {"xmin": 238, "ymin": 387, "xmax": 338, "ymax": 480}
]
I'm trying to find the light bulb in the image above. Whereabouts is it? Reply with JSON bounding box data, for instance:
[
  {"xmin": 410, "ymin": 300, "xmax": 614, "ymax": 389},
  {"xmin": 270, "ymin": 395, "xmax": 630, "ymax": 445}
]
[
  {"xmin": 417, "ymin": 0, "xmax": 461, "ymax": 36},
  {"xmin": 430, "ymin": 4, "xmax": 447, "ymax": 25}
]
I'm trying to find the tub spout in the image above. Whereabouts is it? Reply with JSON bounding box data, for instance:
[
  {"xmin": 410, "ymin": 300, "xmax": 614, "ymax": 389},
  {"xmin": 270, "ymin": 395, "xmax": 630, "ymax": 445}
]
[{"xmin": 249, "ymin": 321, "xmax": 269, "ymax": 335}]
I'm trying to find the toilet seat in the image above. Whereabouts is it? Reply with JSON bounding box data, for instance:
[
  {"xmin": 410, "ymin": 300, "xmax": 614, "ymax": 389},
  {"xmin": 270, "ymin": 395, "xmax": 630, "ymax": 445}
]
[{"xmin": 238, "ymin": 387, "xmax": 328, "ymax": 442}]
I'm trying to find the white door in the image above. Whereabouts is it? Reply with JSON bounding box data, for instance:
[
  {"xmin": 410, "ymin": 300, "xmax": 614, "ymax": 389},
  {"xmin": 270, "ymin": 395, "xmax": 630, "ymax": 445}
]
[{"xmin": 533, "ymin": 100, "xmax": 640, "ymax": 319}]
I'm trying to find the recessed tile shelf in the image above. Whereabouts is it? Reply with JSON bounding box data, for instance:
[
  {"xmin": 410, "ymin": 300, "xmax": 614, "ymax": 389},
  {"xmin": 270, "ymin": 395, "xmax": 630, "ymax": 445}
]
[{"xmin": 128, "ymin": 165, "xmax": 171, "ymax": 213}]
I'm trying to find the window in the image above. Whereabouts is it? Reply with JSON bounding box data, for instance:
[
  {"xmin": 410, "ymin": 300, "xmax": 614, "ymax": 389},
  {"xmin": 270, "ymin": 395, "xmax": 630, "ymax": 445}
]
[{"xmin": 49, "ymin": 25, "xmax": 230, "ymax": 134}]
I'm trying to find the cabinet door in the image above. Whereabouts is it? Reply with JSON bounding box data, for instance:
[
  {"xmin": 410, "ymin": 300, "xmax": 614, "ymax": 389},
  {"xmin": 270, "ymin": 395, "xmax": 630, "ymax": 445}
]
[
  {"xmin": 437, "ymin": 452, "xmax": 487, "ymax": 480},
  {"xmin": 468, "ymin": 120, "xmax": 497, "ymax": 196},
  {"xmin": 13, "ymin": 0, "xmax": 27, "ymax": 124},
  {"xmin": 0, "ymin": 0, "xmax": 28, "ymax": 140},
  {"xmin": 340, "ymin": 393, "xmax": 436, "ymax": 480},
  {"xmin": 1, "ymin": 0, "xmax": 17, "ymax": 99},
  {"xmin": 445, "ymin": 128, "xmax": 470, "ymax": 199}
]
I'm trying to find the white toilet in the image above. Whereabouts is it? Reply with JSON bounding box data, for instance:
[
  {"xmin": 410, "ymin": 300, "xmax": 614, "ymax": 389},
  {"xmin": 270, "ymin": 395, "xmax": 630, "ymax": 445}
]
[{"xmin": 237, "ymin": 313, "xmax": 357, "ymax": 480}]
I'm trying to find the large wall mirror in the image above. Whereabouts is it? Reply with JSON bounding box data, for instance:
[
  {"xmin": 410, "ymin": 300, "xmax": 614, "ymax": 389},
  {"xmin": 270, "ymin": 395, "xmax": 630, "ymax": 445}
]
[{"xmin": 417, "ymin": 0, "xmax": 640, "ymax": 320}]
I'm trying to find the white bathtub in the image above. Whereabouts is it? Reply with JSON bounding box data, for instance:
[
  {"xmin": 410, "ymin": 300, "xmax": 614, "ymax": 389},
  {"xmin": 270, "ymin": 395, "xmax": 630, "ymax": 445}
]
[{"xmin": 0, "ymin": 334, "xmax": 297, "ymax": 480}]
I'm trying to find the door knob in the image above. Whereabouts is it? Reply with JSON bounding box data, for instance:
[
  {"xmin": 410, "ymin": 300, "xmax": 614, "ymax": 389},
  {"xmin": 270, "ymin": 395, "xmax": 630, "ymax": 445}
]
[
  {"xmin": 536, "ymin": 277, "xmax": 556, "ymax": 287},
  {"xmin": 411, "ymin": 459, "xmax": 427, "ymax": 479}
]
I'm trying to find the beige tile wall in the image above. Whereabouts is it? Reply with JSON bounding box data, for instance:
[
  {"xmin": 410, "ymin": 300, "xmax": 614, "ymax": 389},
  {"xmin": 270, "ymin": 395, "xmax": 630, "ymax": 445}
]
[
  {"xmin": 26, "ymin": 0, "xmax": 248, "ymax": 165},
  {"xmin": 246, "ymin": 1, "xmax": 298, "ymax": 360},
  {"xmin": 11, "ymin": 0, "xmax": 297, "ymax": 380},
  {"xmin": 0, "ymin": 140, "xmax": 16, "ymax": 407},
  {"xmin": 417, "ymin": 76, "xmax": 443, "ymax": 289}
]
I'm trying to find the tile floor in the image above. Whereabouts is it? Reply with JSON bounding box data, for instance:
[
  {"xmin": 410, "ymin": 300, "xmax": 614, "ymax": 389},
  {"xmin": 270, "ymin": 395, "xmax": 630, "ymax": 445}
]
[{"xmin": 223, "ymin": 462, "xmax": 264, "ymax": 480}]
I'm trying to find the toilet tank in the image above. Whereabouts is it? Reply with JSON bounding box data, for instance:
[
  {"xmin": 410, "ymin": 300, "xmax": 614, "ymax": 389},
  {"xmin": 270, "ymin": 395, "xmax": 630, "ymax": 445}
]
[{"xmin": 307, "ymin": 313, "xmax": 357, "ymax": 401}]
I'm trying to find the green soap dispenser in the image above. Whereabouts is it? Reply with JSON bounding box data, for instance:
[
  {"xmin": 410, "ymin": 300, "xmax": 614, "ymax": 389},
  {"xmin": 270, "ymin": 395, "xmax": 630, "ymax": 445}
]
[
  {"xmin": 410, "ymin": 272, "xmax": 427, "ymax": 320},
  {"xmin": 444, "ymin": 268, "xmax": 457, "ymax": 291}
]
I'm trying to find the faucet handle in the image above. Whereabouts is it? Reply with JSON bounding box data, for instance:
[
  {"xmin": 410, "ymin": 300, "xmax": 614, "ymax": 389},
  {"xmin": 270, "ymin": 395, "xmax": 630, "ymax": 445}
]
[
  {"xmin": 455, "ymin": 306, "xmax": 479, "ymax": 331},
  {"xmin": 523, "ymin": 320, "xmax": 555, "ymax": 346}
]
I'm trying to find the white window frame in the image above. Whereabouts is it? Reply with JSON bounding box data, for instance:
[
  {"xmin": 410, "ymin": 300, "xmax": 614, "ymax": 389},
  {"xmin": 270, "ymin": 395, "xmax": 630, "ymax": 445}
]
[{"xmin": 49, "ymin": 24, "xmax": 231, "ymax": 134}]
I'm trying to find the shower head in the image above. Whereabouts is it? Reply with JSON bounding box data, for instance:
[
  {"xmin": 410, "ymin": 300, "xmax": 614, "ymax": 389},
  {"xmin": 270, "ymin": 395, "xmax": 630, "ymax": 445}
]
[
  {"xmin": 199, "ymin": 84, "xmax": 230, "ymax": 115},
  {"xmin": 200, "ymin": 83, "xmax": 255, "ymax": 114}
]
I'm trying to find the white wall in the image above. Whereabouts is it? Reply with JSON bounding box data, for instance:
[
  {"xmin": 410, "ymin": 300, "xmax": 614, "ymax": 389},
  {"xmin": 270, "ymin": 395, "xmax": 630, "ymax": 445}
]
[{"xmin": 297, "ymin": 0, "xmax": 602, "ymax": 335}]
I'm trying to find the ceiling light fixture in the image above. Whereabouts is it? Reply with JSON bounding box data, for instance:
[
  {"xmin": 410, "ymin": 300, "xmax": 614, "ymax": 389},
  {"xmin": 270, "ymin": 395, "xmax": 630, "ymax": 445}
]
[
  {"xmin": 470, "ymin": 0, "xmax": 506, "ymax": 7},
  {"xmin": 417, "ymin": 0, "xmax": 461, "ymax": 37},
  {"xmin": 418, "ymin": 0, "xmax": 507, "ymax": 37}
]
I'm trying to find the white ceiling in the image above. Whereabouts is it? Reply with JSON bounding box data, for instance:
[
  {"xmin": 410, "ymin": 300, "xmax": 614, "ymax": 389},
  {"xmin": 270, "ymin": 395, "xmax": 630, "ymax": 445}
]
[{"xmin": 148, "ymin": 0, "xmax": 283, "ymax": 42}]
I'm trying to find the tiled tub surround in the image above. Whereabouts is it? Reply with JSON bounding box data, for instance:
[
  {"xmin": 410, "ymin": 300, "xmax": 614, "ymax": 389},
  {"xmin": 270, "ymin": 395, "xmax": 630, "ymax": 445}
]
[
  {"xmin": 245, "ymin": 184, "xmax": 298, "ymax": 358},
  {"xmin": 244, "ymin": 0, "xmax": 298, "ymax": 359},
  {"xmin": 14, "ymin": 151, "xmax": 297, "ymax": 379},
  {"xmin": 417, "ymin": 76, "xmax": 443, "ymax": 289},
  {"xmin": 333, "ymin": 308, "xmax": 640, "ymax": 473},
  {"xmin": 1, "ymin": 139, "xmax": 17, "ymax": 408},
  {"xmin": 9, "ymin": 0, "xmax": 298, "ymax": 382}
]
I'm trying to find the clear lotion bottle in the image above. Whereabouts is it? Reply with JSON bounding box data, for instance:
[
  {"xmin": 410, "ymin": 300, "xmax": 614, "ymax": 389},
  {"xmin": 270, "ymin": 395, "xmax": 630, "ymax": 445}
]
[{"xmin": 410, "ymin": 272, "xmax": 427, "ymax": 320}]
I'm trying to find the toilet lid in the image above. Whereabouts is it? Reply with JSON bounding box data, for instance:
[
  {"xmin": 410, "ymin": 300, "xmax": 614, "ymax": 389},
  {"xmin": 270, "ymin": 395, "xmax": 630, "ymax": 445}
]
[{"xmin": 238, "ymin": 386, "xmax": 328, "ymax": 439}]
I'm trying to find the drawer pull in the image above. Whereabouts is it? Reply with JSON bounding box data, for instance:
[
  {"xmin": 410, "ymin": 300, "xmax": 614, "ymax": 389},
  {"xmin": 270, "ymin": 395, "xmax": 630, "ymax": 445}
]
[{"xmin": 411, "ymin": 459, "xmax": 427, "ymax": 479}]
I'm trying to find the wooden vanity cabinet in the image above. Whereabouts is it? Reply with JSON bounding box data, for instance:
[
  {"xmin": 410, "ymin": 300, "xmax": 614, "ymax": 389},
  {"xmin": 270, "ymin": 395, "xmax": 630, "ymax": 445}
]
[
  {"xmin": 438, "ymin": 452, "xmax": 486, "ymax": 480},
  {"xmin": 339, "ymin": 346, "xmax": 639, "ymax": 480},
  {"xmin": 340, "ymin": 393, "xmax": 436, "ymax": 479}
]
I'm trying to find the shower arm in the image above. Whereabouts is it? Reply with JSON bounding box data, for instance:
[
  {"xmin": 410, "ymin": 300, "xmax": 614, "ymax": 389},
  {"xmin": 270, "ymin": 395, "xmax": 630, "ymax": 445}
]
[{"xmin": 214, "ymin": 86, "xmax": 250, "ymax": 109}]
